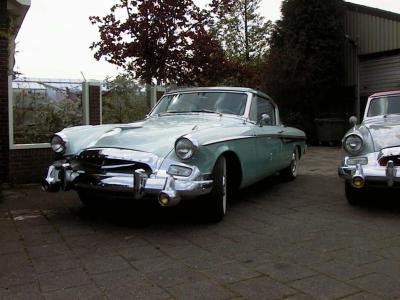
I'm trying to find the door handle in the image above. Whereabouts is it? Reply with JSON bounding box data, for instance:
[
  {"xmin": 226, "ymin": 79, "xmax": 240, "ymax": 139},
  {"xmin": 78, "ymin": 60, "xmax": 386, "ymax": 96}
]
[{"xmin": 278, "ymin": 130, "xmax": 284, "ymax": 134}]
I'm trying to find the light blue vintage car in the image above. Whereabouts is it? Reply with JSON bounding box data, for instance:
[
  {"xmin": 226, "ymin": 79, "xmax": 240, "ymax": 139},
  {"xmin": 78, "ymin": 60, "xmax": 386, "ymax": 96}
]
[
  {"xmin": 339, "ymin": 90, "xmax": 400, "ymax": 204},
  {"xmin": 43, "ymin": 87, "xmax": 306, "ymax": 221}
]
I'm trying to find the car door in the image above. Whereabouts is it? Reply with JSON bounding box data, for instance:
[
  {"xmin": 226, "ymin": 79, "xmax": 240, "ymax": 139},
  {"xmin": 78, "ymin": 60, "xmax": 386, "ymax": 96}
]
[{"xmin": 249, "ymin": 96, "xmax": 284, "ymax": 178}]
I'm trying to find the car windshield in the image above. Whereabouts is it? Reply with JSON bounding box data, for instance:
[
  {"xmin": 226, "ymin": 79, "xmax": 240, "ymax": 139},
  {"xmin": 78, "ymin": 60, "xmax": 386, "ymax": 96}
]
[
  {"xmin": 367, "ymin": 95, "xmax": 400, "ymax": 117},
  {"xmin": 151, "ymin": 92, "xmax": 248, "ymax": 116}
]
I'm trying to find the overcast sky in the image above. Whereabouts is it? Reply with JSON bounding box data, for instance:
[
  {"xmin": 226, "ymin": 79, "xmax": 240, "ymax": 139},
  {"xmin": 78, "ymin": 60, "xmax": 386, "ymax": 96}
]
[{"xmin": 14, "ymin": 0, "xmax": 400, "ymax": 80}]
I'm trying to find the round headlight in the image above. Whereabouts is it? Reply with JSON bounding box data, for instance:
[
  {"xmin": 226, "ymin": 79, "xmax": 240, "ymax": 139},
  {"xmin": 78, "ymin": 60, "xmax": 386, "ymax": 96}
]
[
  {"xmin": 175, "ymin": 138, "xmax": 197, "ymax": 160},
  {"xmin": 51, "ymin": 134, "xmax": 67, "ymax": 154},
  {"xmin": 344, "ymin": 134, "xmax": 363, "ymax": 154}
]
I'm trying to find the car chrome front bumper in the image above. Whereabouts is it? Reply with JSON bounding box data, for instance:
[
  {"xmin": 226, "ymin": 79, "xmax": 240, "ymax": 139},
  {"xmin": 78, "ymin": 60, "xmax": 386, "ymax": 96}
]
[
  {"xmin": 338, "ymin": 155, "xmax": 400, "ymax": 187},
  {"xmin": 42, "ymin": 159, "xmax": 213, "ymax": 206}
]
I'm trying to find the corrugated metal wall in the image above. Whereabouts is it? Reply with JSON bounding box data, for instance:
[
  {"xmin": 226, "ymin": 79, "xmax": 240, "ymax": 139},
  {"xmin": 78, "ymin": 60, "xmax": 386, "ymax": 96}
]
[
  {"xmin": 344, "ymin": 7, "xmax": 400, "ymax": 86},
  {"xmin": 360, "ymin": 54, "xmax": 400, "ymax": 96}
]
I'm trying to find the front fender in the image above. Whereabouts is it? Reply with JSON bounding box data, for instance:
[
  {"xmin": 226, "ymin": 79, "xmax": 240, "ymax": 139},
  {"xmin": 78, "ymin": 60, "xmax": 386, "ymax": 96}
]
[
  {"xmin": 164, "ymin": 136, "xmax": 259, "ymax": 188},
  {"xmin": 164, "ymin": 143, "xmax": 231, "ymax": 175},
  {"xmin": 342, "ymin": 125, "xmax": 374, "ymax": 157},
  {"xmin": 56, "ymin": 124, "xmax": 116, "ymax": 156}
]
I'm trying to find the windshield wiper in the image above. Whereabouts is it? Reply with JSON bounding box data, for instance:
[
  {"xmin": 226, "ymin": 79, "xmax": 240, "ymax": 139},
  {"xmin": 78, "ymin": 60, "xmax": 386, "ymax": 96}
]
[
  {"xmin": 158, "ymin": 110, "xmax": 223, "ymax": 116},
  {"xmin": 383, "ymin": 112, "xmax": 400, "ymax": 118},
  {"xmin": 158, "ymin": 111, "xmax": 192, "ymax": 115},
  {"xmin": 191, "ymin": 109, "xmax": 222, "ymax": 116}
]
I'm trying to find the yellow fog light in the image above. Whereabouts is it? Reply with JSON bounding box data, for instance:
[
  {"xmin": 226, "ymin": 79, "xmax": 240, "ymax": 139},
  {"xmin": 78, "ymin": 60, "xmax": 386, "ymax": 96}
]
[
  {"xmin": 159, "ymin": 193, "xmax": 170, "ymax": 206},
  {"xmin": 352, "ymin": 176, "xmax": 365, "ymax": 189}
]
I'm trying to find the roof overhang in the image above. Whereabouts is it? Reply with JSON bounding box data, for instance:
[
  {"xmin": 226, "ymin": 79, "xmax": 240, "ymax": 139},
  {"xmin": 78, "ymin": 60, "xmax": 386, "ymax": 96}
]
[
  {"xmin": 345, "ymin": 2, "xmax": 400, "ymax": 22},
  {"xmin": 7, "ymin": 0, "xmax": 31, "ymax": 37}
]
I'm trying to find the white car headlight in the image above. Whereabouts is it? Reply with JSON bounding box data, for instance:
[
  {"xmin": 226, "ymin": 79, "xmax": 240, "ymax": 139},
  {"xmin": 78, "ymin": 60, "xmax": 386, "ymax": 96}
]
[
  {"xmin": 51, "ymin": 134, "xmax": 67, "ymax": 154},
  {"xmin": 175, "ymin": 138, "xmax": 197, "ymax": 160},
  {"xmin": 344, "ymin": 134, "xmax": 363, "ymax": 154}
]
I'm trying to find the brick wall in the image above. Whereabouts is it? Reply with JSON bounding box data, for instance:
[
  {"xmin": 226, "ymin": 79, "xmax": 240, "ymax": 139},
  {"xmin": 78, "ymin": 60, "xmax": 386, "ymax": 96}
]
[
  {"xmin": 7, "ymin": 82, "xmax": 102, "ymax": 184},
  {"xmin": 89, "ymin": 85, "xmax": 101, "ymax": 125},
  {"xmin": 0, "ymin": 3, "xmax": 9, "ymax": 183},
  {"xmin": 9, "ymin": 148, "xmax": 54, "ymax": 184}
]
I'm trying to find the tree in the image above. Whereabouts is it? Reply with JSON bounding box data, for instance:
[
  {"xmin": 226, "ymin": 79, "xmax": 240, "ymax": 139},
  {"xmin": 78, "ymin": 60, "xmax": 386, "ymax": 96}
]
[
  {"xmin": 102, "ymin": 74, "xmax": 148, "ymax": 123},
  {"xmin": 90, "ymin": 0, "xmax": 227, "ymax": 86},
  {"xmin": 264, "ymin": 0, "xmax": 346, "ymax": 140},
  {"xmin": 210, "ymin": 0, "xmax": 271, "ymax": 63}
]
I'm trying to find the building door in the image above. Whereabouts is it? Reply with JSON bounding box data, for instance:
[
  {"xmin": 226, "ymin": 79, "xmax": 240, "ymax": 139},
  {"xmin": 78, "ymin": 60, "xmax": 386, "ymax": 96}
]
[{"xmin": 360, "ymin": 53, "xmax": 400, "ymax": 97}]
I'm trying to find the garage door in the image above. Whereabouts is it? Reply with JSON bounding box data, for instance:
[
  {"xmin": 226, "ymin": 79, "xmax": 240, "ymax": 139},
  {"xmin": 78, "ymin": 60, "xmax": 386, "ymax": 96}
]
[{"xmin": 360, "ymin": 53, "xmax": 400, "ymax": 96}]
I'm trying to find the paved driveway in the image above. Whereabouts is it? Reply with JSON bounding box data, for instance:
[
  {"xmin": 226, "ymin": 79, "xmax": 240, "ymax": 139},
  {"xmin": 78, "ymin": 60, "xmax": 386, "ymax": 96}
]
[{"xmin": 1, "ymin": 147, "xmax": 400, "ymax": 299}]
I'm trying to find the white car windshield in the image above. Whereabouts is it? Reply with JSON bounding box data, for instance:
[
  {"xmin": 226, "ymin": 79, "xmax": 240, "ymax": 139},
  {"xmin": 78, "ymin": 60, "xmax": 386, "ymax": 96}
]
[
  {"xmin": 367, "ymin": 96, "xmax": 400, "ymax": 117},
  {"xmin": 151, "ymin": 92, "xmax": 248, "ymax": 116}
]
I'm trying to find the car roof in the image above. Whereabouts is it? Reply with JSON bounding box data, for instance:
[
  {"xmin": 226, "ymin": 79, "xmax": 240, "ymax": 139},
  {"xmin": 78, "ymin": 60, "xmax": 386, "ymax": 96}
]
[
  {"xmin": 165, "ymin": 87, "xmax": 273, "ymax": 100},
  {"xmin": 369, "ymin": 90, "xmax": 400, "ymax": 98}
]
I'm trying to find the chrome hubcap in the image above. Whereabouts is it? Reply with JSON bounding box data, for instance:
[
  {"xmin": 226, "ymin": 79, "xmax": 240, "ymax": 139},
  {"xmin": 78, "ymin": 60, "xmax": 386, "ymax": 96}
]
[
  {"xmin": 222, "ymin": 158, "xmax": 227, "ymax": 214},
  {"xmin": 291, "ymin": 152, "xmax": 298, "ymax": 175}
]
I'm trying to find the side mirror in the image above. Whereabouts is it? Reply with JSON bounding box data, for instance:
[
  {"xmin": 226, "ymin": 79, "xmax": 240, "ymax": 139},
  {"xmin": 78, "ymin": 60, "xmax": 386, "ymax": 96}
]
[
  {"xmin": 258, "ymin": 113, "xmax": 271, "ymax": 127},
  {"xmin": 349, "ymin": 116, "xmax": 357, "ymax": 126}
]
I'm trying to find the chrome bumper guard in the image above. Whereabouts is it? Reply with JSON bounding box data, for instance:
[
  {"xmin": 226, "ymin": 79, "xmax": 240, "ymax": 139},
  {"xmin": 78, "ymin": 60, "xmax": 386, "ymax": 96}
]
[
  {"xmin": 338, "ymin": 161, "xmax": 400, "ymax": 187},
  {"xmin": 42, "ymin": 162, "xmax": 213, "ymax": 206}
]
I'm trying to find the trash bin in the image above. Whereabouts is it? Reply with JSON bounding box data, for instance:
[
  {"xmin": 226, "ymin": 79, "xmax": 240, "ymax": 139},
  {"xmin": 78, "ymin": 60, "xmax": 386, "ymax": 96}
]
[{"xmin": 314, "ymin": 118, "xmax": 345, "ymax": 145}]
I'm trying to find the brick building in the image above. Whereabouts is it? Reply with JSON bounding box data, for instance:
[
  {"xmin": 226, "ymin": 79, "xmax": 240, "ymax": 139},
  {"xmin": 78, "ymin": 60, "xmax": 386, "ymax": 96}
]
[{"xmin": 1, "ymin": 0, "xmax": 31, "ymax": 184}]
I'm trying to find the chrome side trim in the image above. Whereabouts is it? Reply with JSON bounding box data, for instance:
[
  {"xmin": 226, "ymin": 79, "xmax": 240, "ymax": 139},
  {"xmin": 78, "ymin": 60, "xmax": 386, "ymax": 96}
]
[
  {"xmin": 202, "ymin": 134, "xmax": 305, "ymax": 146},
  {"xmin": 257, "ymin": 134, "xmax": 306, "ymax": 141},
  {"xmin": 202, "ymin": 135, "xmax": 255, "ymax": 146},
  {"xmin": 101, "ymin": 163, "xmax": 137, "ymax": 169}
]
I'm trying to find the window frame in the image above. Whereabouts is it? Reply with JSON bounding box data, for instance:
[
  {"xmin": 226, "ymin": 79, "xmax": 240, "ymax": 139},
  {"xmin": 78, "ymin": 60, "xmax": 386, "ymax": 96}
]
[
  {"xmin": 249, "ymin": 95, "xmax": 279, "ymax": 126},
  {"xmin": 8, "ymin": 76, "xmax": 91, "ymax": 150},
  {"xmin": 149, "ymin": 91, "xmax": 253, "ymax": 118}
]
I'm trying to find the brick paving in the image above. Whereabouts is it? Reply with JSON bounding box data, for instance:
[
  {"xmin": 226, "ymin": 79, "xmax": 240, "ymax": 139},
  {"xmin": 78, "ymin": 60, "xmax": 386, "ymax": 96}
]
[{"xmin": 1, "ymin": 147, "xmax": 400, "ymax": 299}]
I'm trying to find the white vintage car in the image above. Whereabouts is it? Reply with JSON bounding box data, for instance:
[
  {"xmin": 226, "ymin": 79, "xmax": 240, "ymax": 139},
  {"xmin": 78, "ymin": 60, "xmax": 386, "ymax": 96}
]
[{"xmin": 339, "ymin": 90, "xmax": 400, "ymax": 204}]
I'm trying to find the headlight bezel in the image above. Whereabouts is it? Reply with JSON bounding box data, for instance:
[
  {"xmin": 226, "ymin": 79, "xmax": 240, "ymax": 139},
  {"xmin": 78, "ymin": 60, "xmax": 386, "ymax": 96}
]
[
  {"xmin": 50, "ymin": 134, "xmax": 68, "ymax": 154},
  {"xmin": 167, "ymin": 164, "xmax": 193, "ymax": 177},
  {"xmin": 175, "ymin": 137, "xmax": 198, "ymax": 160},
  {"xmin": 343, "ymin": 134, "xmax": 364, "ymax": 155}
]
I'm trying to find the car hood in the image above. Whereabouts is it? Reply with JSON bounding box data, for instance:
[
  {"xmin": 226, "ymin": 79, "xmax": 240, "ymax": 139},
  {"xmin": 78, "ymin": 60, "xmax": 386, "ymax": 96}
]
[
  {"xmin": 88, "ymin": 114, "xmax": 241, "ymax": 158},
  {"xmin": 365, "ymin": 115, "xmax": 400, "ymax": 151}
]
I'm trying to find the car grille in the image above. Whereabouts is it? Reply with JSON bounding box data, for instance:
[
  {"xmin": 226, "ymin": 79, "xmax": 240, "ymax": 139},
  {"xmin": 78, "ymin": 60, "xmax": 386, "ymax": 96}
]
[
  {"xmin": 74, "ymin": 149, "xmax": 152, "ymax": 175},
  {"xmin": 378, "ymin": 155, "xmax": 400, "ymax": 167}
]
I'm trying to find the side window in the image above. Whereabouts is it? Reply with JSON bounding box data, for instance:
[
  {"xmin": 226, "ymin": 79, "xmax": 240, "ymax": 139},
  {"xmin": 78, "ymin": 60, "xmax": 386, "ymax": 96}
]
[{"xmin": 249, "ymin": 96, "xmax": 276, "ymax": 125}]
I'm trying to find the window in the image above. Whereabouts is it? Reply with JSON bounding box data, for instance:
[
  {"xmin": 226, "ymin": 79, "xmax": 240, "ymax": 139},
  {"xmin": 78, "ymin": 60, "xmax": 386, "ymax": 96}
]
[
  {"xmin": 249, "ymin": 96, "xmax": 276, "ymax": 125},
  {"xmin": 151, "ymin": 92, "xmax": 248, "ymax": 116},
  {"xmin": 9, "ymin": 78, "xmax": 87, "ymax": 149},
  {"xmin": 368, "ymin": 96, "xmax": 400, "ymax": 117}
]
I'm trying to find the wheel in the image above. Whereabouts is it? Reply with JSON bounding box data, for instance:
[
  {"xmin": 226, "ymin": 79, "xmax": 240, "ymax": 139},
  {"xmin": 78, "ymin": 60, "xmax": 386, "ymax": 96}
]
[
  {"xmin": 281, "ymin": 148, "xmax": 299, "ymax": 181},
  {"xmin": 206, "ymin": 156, "xmax": 227, "ymax": 222},
  {"xmin": 345, "ymin": 181, "xmax": 361, "ymax": 205},
  {"xmin": 78, "ymin": 190, "xmax": 96, "ymax": 207}
]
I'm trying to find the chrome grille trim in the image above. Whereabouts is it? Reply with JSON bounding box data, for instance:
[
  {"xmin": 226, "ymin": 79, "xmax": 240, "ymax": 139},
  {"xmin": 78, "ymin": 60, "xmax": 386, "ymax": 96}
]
[
  {"xmin": 378, "ymin": 146, "xmax": 400, "ymax": 167},
  {"xmin": 76, "ymin": 148, "xmax": 162, "ymax": 172}
]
